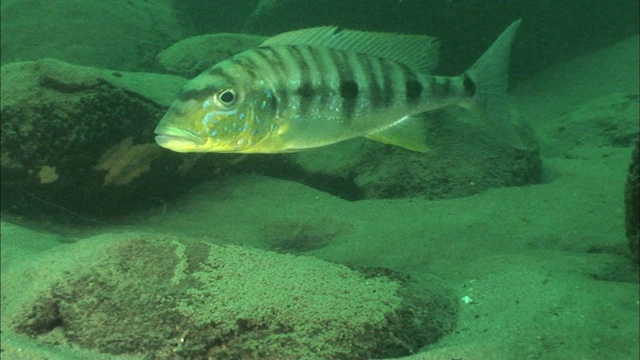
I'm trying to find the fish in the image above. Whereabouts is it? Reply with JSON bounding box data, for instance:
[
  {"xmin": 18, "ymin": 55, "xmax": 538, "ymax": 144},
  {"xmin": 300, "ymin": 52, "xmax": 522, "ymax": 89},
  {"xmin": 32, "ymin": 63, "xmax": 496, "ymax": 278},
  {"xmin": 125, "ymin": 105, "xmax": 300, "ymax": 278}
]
[{"xmin": 154, "ymin": 20, "xmax": 523, "ymax": 153}]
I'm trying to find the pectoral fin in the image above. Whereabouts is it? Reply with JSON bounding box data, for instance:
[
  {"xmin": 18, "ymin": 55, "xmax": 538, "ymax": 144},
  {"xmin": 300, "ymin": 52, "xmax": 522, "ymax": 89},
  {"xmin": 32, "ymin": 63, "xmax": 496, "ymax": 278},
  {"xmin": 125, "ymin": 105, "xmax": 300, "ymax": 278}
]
[{"xmin": 366, "ymin": 116, "xmax": 430, "ymax": 152}]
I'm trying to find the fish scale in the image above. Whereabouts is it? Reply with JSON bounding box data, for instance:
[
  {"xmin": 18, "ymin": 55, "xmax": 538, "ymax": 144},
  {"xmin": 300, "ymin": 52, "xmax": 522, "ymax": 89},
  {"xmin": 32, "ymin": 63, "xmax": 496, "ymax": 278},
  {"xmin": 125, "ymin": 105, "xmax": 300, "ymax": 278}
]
[{"xmin": 154, "ymin": 21, "xmax": 524, "ymax": 153}]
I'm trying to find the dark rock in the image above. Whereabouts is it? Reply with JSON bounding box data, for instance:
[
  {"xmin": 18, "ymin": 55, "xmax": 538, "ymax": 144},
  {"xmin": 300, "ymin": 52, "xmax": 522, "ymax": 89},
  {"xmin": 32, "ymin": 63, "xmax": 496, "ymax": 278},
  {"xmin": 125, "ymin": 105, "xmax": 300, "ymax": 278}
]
[
  {"xmin": 292, "ymin": 109, "xmax": 542, "ymax": 200},
  {"xmin": 0, "ymin": 59, "xmax": 208, "ymax": 220}
]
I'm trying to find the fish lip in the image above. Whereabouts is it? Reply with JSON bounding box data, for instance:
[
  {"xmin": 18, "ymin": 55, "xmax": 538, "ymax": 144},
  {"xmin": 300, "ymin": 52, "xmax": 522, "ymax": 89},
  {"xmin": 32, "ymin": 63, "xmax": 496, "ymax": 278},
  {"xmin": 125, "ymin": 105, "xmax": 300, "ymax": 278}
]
[{"xmin": 154, "ymin": 126, "xmax": 207, "ymax": 146}]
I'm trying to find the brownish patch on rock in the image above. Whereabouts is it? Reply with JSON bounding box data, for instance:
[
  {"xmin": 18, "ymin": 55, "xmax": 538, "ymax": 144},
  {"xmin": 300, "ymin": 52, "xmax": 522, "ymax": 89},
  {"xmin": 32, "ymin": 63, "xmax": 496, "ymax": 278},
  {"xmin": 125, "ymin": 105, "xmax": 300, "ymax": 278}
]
[{"xmin": 94, "ymin": 137, "xmax": 163, "ymax": 186}]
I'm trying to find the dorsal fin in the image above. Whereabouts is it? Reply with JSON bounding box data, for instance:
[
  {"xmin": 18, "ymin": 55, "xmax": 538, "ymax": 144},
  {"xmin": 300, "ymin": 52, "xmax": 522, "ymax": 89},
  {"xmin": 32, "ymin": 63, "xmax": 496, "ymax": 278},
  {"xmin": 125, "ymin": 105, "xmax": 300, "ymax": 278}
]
[{"xmin": 261, "ymin": 26, "xmax": 440, "ymax": 73}]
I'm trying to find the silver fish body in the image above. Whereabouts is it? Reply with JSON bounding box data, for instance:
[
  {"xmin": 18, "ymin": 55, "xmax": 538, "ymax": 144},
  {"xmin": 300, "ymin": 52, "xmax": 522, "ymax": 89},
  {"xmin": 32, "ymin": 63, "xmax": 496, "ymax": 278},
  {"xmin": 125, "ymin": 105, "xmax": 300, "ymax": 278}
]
[{"xmin": 155, "ymin": 21, "xmax": 523, "ymax": 153}]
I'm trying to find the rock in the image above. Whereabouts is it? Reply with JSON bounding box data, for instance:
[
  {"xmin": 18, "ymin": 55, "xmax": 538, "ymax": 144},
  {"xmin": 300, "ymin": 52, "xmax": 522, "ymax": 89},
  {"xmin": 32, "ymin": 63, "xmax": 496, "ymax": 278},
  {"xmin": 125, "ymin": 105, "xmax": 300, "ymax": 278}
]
[
  {"xmin": 292, "ymin": 109, "xmax": 542, "ymax": 200},
  {"xmin": 157, "ymin": 33, "xmax": 266, "ymax": 78},
  {"xmin": 0, "ymin": 0, "xmax": 187, "ymax": 72},
  {"xmin": 0, "ymin": 59, "xmax": 209, "ymax": 219},
  {"xmin": 625, "ymin": 141, "xmax": 639, "ymax": 263},
  {"xmin": 8, "ymin": 233, "xmax": 457, "ymax": 359}
]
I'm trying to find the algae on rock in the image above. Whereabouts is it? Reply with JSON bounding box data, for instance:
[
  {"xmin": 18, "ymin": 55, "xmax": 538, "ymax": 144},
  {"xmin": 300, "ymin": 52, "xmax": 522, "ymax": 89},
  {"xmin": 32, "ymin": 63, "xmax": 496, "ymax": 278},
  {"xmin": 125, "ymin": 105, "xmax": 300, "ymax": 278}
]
[{"xmin": 10, "ymin": 234, "xmax": 456, "ymax": 359}]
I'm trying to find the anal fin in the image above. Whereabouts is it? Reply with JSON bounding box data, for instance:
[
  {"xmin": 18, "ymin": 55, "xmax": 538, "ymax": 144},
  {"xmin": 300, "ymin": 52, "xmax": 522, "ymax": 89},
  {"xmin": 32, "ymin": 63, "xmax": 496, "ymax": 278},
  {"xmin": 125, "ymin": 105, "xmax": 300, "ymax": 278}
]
[{"xmin": 366, "ymin": 116, "xmax": 429, "ymax": 152}]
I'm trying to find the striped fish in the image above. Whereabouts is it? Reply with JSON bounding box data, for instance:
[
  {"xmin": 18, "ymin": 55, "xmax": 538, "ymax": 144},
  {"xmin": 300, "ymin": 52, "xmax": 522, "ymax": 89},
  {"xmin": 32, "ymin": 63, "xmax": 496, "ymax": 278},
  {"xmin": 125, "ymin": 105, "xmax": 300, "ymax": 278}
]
[{"xmin": 154, "ymin": 20, "xmax": 523, "ymax": 153}]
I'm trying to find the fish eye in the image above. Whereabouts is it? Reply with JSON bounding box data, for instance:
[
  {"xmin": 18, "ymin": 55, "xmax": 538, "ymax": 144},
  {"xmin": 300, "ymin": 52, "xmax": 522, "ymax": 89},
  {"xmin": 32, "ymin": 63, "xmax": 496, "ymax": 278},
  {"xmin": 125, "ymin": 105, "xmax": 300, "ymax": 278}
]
[{"xmin": 215, "ymin": 89, "xmax": 237, "ymax": 107}]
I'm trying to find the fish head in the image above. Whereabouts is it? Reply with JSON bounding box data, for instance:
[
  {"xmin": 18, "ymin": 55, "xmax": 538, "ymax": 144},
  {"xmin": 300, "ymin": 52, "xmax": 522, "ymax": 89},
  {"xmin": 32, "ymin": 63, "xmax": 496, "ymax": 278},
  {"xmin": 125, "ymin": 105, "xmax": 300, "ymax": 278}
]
[{"xmin": 154, "ymin": 60, "xmax": 278, "ymax": 153}]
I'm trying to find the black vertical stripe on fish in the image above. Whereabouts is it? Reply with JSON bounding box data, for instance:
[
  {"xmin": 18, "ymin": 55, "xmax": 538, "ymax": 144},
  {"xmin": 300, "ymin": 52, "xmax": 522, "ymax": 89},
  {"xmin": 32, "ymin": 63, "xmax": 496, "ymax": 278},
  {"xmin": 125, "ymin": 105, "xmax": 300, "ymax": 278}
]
[
  {"xmin": 462, "ymin": 73, "xmax": 476, "ymax": 96},
  {"xmin": 248, "ymin": 49, "xmax": 279, "ymax": 78},
  {"xmin": 308, "ymin": 47, "xmax": 342, "ymax": 116},
  {"xmin": 178, "ymin": 85, "xmax": 219, "ymax": 102},
  {"xmin": 297, "ymin": 46, "xmax": 322, "ymax": 87},
  {"xmin": 379, "ymin": 59, "xmax": 396, "ymax": 109},
  {"xmin": 339, "ymin": 80, "xmax": 358, "ymax": 120},
  {"xmin": 331, "ymin": 50, "xmax": 357, "ymax": 122},
  {"xmin": 206, "ymin": 67, "xmax": 236, "ymax": 83},
  {"xmin": 262, "ymin": 47, "xmax": 293, "ymax": 82},
  {"xmin": 288, "ymin": 46, "xmax": 310, "ymax": 81},
  {"xmin": 400, "ymin": 63, "xmax": 423, "ymax": 106},
  {"xmin": 344, "ymin": 51, "xmax": 370, "ymax": 120},
  {"xmin": 388, "ymin": 62, "xmax": 408, "ymax": 108},
  {"xmin": 265, "ymin": 47, "xmax": 300, "ymax": 111},
  {"xmin": 294, "ymin": 80, "xmax": 317, "ymax": 118},
  {"xmin": 297, "ymin": 46, "xmax": 329, "ymax": 117},
  {"xmin": 352, "ymin": 53, "xmax": 373, "ymax": 111},
  {"xmin": 275, "ymin": 47, "xmax": 304, "ymax": 80},
  {"xmin": 287, "ymin": 46, "xmax": 316, "ymax": 115},
  {"xmin": 275, "ymin": 47, "xmax": 306, "ymax": 113},
  {"xmin": 339, "ymin": 81, "xmax": 359, "ymax": 98},
  {"xmin": 306, "ymin": 46, "xmax": 329, "ymax": 85},
  {"xmin": 359, "ymin": 54, "xmax": 384, "ymax": 110},
  {"xmin": 321, "ymin": 48, "xmax": 347, "ymax": 92},
  {"xmin": 233, "ymin": 57, "xmax": 260, "ymax": 80},
  {"xmin": 235, "ymin": 54, "xmax": 258, "ymax": 72},
  {"xmin": 294, "ymin": 47, "xmax": 320, "ymax": 116},
  {"xmin": 252, "ymin": 49, "xmax": 290, "ymax": 112},
  {"xmin": 295, "ymin": 46, "xmax": 324, "ymax": 116},
  {"xmin": 405, "ymin": 79, "xmax": 423, "ymax": 106},
  {"xmin": 203, "ymin": 68, "xmax": 237, "ymax": 88},
  {"xmin": 295, "ymin": 82, "xmax": 315, "ymax": 98}
]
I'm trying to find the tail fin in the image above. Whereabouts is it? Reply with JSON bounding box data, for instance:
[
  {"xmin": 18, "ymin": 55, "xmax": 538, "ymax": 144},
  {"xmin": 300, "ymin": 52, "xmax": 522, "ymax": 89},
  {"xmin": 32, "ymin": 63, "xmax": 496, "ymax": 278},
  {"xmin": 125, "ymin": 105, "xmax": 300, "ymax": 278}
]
[{"xmin": 464, "ymin": 20, "xmax": 524, "ymax": 148}]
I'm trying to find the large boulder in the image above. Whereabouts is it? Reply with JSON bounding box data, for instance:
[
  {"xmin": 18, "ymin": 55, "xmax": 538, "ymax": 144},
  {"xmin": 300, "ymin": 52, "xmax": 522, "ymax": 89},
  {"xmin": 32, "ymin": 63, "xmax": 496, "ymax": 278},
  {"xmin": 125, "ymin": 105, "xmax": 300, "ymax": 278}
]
[
  {"xmin": 6, "ymin": 233, "xmax": 457, "ymax": 359},
  {"xmin": 0, "ymin": 59, "xmax": 195, "ymax": 219},
  {"xmin": 291, "ymin": 109, "xmax": 541, "ymax": 200}
]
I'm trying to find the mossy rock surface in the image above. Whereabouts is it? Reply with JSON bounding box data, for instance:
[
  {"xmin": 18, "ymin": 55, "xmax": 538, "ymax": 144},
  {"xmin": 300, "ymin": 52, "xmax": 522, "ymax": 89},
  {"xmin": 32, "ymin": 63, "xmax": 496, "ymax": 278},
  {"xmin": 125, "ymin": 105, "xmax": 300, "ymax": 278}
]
[
  {"xmin": 157, "ymin": 33, "xmax": 266, "ymax": 78},
  {"xmin": 9, "ymin": 234, "xmax": 457, "ymax": 359}
]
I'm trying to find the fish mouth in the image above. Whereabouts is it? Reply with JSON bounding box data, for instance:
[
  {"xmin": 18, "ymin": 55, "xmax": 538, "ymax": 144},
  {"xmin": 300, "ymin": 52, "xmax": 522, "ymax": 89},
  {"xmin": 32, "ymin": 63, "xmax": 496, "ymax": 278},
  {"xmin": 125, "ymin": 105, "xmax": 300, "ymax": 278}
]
[{"xmin": 154, "ymin": 126, "xmax": 207, "ymax": 151}]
